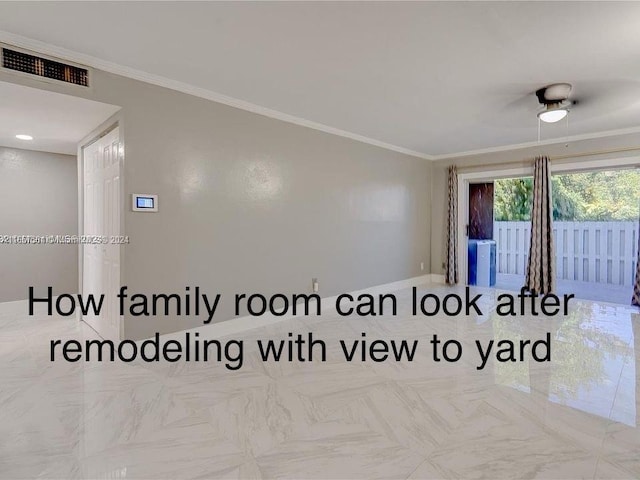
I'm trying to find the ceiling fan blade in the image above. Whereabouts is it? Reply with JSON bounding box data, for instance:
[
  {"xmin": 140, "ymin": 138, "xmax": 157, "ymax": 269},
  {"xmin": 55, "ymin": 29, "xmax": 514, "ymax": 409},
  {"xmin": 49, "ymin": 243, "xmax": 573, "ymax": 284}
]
[
  {"xmin": 479, "ymin": 84, "xmax": 543, "ymax": 128},
  {"xmin": 570, "ymin": 80, "xmax": 640, "ymax": 113}
]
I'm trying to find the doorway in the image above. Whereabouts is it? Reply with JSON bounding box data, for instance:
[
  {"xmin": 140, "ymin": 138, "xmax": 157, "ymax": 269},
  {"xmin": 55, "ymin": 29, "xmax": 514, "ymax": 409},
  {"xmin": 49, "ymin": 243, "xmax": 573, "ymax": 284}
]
[
  {"xmin": 0, "ymin": 81, "xmax": 121, "ymax": 313},
  {"xmin": 458, "ymin": 159, "xmax": 640, "ymax": 305},
  {"xmin": 467, "ymin": 182, "xmax": 496, "ymax": 287},
  {"xmin": 493, "ymin": 169, "xmax": 640, "ymax": 304},
  {"xmin": 81, "ymin": 126, "xmax": 122, "ymax": 341}
]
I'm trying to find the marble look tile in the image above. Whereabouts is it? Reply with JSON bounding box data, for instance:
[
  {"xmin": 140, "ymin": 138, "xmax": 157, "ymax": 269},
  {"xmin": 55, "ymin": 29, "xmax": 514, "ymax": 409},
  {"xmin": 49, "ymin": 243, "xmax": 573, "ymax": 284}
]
[
  {"xmin": 594, "ymin": 458, "xmax": 638, "ymax": 479},
  {"xmin": 1, "ymin": 282, "xmax": 639, "ymax": 479}
]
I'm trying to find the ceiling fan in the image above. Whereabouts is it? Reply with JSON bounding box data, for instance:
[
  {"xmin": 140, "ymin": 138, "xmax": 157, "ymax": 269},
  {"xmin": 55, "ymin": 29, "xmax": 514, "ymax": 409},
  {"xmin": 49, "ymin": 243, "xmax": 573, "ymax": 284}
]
[{"xmin": 536, "ymin": 83, "xmax": 573, "ymax": 123}]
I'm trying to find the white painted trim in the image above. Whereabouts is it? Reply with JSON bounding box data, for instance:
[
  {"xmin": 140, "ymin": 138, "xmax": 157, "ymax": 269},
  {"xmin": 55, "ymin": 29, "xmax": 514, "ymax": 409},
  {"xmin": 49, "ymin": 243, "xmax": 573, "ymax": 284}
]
[
  {"xmin": 456, "ymin": 155, "xmax": 640, "ymax": 287},
  {"xmin": 431, "ymin": 126, "xmax": 640, "ymax": 161},
  {"xmin": 550, "ymin": 156, "xmax": 640, "ymax": 173},
  {"xmin": 0, "ymin": 30, "xmax": 432, "ymax": 161},
  {"xmin": 4, "ymin": 30, "xmax": 640, "ymax": 162},
  {"xmin": 78, "ymin": 124, "xmax": 124, "ymax": 342},
  {"xmin": 457, "ymin": 174, "xmax": 469, "ymax": 286},
  {"xmin": 0, "ymin": 295, "xmax": 72, "ymax": 316},
  {"xmin": 458, "ymin": 167, "xmax": 534, "ymax": 284},
  {"xmin": 0, "ymin": 275, "xmax": 435, "ymax": 340},
  {"xmin": 460, "ymin": 166, "xmax": 533, "ymax": 182},
  {"xmin": 457, "ymin": 167, "xmax": 535, "ymax": 284},
  {"xmin": 152, "ymin": 274, "xmax": 432, "ymax": 343},
  {"xmin": 0, "ymin": 298, "xmax": 32, "ymax": 307}
]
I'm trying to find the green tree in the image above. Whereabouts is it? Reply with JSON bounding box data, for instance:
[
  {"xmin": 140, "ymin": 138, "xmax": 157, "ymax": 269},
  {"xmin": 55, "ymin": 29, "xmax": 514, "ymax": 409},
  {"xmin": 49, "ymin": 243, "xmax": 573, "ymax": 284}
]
[
  {"xmin": 494, "ymin": 177, "xmax": 532, "ymax": 221},
  {"xmin": 494, "ymin": 169, "xmax": 640, "ymax": 222}
]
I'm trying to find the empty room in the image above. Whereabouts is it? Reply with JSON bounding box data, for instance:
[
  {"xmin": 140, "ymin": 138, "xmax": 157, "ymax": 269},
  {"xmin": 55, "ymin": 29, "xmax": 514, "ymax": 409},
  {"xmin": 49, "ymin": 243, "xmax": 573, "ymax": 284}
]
[{"xmin": 0, "ymin": 2, "xmax": 639, "ymax": 479}]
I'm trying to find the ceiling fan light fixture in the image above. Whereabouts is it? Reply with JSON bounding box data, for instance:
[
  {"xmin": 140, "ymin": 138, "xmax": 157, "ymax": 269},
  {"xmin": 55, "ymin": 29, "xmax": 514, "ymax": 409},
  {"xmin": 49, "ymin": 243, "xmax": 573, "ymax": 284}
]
[{"xmin": 538, "ymin": 104, "xmax": 568, "ymax": 123}]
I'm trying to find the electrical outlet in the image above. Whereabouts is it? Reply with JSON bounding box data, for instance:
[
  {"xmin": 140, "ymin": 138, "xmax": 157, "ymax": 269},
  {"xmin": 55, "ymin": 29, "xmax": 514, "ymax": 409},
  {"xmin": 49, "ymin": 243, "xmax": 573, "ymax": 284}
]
[
  {"xmin": 312, "ymin": 278, "xmax": 319, "ymax": 293},
  {"xmin": 420, "ymin": 262, "xmax": 424, "ymax": 271}
]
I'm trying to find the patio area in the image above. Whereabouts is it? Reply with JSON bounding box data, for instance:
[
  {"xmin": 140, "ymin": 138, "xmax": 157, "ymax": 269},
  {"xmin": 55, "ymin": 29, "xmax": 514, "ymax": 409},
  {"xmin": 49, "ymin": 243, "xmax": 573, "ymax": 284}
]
[
  {"xmin": 492, "ymin": 220, "xmax": 639, "ymax": 306},
  {"xmin": 495, "ymin": 273, "xmax": 633, "ymax": 306}
]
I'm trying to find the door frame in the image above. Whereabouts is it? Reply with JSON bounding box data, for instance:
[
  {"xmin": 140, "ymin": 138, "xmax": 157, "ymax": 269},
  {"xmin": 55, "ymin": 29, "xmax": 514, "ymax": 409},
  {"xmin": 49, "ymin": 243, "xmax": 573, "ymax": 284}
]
[
  {"xmin": 77, "ymin": 113, "xmax": 124, "ymax": 338},
  {"xmin": 456, "ymin": 156, "xmax": 640, "ymax": 286}
]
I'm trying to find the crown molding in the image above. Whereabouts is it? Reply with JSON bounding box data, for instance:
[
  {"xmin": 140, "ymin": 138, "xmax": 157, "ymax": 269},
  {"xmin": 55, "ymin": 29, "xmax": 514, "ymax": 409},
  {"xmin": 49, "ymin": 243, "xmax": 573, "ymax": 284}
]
[
  {"xmin": 429, "ymin": 125, "xmax": 640, "ymax": 161},
  {"xmin": 0, "ymin": 30, "xmax": 434, "ymax": 161},
  {"xmin": 3, "ymin": 29, "xmax": 640, "ymax": 163}
]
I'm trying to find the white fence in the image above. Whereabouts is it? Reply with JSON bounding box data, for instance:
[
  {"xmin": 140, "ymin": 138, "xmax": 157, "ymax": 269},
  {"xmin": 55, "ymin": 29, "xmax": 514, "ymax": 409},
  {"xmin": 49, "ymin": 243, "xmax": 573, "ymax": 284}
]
[{"xmin": 494, "ymin": 221, "xmax": 639, "ymax": 286}]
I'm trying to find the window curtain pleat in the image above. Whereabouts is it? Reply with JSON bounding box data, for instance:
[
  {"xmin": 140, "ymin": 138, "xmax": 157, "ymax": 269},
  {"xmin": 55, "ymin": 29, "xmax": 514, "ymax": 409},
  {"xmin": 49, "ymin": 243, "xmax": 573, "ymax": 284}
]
[
  {"xmin": 445, "ymin": 165, "xmax": 458, "ymax": 285},
  {"xmin": 524, "ymin": 156, "xmax": 556, "ymax": 294},
  {"xmin": 632, "ymin": 213, "xmax": 640, "ymax": 306}
]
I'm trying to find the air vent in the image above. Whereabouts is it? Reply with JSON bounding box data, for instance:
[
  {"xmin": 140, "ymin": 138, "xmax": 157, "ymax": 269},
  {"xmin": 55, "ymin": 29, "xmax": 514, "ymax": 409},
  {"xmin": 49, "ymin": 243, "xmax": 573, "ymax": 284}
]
[{"xmin": 2, "ymin": 47, "xmax": 89, "ymax": 87}]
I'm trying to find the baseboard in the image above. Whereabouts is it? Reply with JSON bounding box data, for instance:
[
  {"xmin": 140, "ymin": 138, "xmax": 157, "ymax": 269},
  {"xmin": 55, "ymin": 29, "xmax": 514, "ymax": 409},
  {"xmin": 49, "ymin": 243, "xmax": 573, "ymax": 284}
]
[
  {"xmin": 1, "ymin": 278, "xmax": 444, "ymax": 342},
  {"xmin": 0, "ymin": 298, "xmax": 31, "ymax": 315},
  {"xmin": 0, "ymin": 295, "xmax": 68, "ymax": 315},
  {"xmin": 156, "ymin": 274, "xmax": 433, "ymax": 343}
]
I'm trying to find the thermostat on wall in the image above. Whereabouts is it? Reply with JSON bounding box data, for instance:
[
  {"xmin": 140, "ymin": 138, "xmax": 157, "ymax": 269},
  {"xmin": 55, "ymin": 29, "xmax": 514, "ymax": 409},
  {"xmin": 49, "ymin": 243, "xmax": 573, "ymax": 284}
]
[{"xmin": 132, "ymin": 194, "xmax": 158, "ymax": 212}]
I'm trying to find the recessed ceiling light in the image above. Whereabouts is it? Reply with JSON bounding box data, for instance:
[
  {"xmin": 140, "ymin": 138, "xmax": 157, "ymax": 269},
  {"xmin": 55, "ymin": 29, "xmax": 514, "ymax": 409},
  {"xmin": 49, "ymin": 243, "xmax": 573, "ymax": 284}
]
[{"xmin": 16, "ymin": 134, "xmax": 33, "ymax": 141}]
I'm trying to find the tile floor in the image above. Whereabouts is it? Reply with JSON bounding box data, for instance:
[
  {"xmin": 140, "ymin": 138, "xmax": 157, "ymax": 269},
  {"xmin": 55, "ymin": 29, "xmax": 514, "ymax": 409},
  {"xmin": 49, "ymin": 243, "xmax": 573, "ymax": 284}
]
[
  {"xmin": 1, "ymin": 282, "xmax": 639, "ymax": 479},
  {"xmin": 495, "ymin": 273, "xmax": 631, "ymax": 306}
]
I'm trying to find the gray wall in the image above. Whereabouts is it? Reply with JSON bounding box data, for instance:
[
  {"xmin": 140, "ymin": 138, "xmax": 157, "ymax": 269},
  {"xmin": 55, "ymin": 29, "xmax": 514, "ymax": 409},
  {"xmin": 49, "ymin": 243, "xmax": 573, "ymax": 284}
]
[
  {"xmin": 0, "ymin": 70, "xmax": 431, "ymax": 339},
  {"xmin": 430, "ymin": 132, "xmax": 640, "ymax": 274},
  {"xmin": 0, "ymin": 147, "xmax": 78, "ymax": 302}
]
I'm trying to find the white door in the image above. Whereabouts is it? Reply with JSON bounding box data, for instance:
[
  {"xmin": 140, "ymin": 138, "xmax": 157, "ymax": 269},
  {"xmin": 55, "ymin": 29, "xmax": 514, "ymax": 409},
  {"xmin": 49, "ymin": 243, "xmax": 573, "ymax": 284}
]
[{"xmin": 82, "ymin": 127, "xmax": 121, "ymax": 341}]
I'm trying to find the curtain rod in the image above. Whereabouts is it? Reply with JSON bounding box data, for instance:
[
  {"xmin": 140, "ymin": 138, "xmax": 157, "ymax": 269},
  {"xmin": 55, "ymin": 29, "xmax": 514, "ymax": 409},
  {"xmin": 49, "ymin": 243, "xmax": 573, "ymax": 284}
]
[{"xmin": 455, "ymin": 145, "xmax": 640, "ymax": 172}]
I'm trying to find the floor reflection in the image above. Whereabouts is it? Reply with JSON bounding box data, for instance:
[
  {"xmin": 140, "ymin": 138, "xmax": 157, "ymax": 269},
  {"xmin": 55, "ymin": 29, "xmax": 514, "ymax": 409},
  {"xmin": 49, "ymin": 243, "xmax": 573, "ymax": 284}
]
[
  {"xmin": 2, "ymin": 284, "xmax": 639, "ymax": 479},
  {"xmin": 492, "ymin": 300, "xmax": 638, "ymax": 426}
]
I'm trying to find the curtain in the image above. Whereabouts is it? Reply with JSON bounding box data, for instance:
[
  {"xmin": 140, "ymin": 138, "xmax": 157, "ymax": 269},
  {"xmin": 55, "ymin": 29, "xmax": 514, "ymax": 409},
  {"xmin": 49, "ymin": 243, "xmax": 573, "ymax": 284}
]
[
  {"xmin": 524, "ymin": 156, "xmax": 555, "ymax": 294},
  {"xmin": 445, "ymin": 165, "xmax": 458, "ymax": 285},
  {"xmin": 632, "ymin": 214, "xmax": 640, "ymax": 305}
]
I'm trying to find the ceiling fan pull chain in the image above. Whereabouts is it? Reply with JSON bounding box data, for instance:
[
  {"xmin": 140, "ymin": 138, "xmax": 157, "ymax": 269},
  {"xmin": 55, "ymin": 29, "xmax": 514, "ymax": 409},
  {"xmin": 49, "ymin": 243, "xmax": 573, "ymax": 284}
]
[{"xmin": 537, "ymin": 117, "xmax": 541, "ymax": 143}]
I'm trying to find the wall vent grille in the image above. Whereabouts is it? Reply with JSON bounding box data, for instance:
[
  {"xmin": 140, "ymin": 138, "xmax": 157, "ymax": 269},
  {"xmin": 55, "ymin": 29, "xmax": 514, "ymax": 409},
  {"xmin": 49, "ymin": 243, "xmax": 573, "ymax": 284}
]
[{"xmin": 2, "ymin": 47, "xmax": 89, "ymax": 87}]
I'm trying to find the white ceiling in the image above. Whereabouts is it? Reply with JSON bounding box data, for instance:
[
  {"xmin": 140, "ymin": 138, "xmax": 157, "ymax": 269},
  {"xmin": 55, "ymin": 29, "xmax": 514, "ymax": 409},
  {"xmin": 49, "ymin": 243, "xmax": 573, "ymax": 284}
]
[
  {"xmin": 1, "ymin": 2, "xmax": 640, "ymax": 157},
  {"xmin": 0, "ymin": 81, "xmax": 120, "ymax": 155}
]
